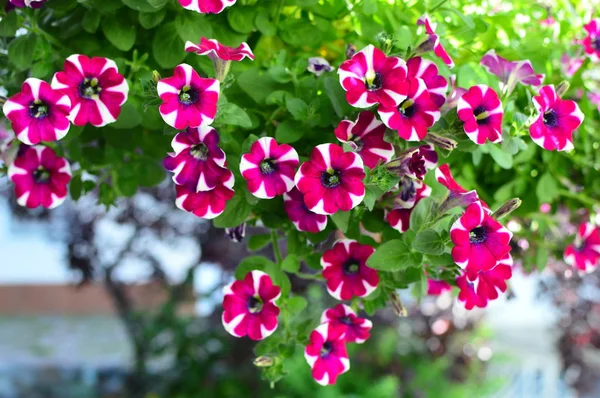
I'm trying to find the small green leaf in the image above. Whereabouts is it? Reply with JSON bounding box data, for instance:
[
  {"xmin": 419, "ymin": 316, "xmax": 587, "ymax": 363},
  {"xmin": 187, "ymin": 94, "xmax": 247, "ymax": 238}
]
[
  {"xmin": 330, "ymin": 211, "xmax": 351, "ymax": 233},
  {"xmin": 412, "ymin": 229, "xmax": 445, "ymax": 255},
  {"xmin": 82, "ymin": 11, "xmax": 101, "ymax": 33},
  {"xmin": 235, "ymin": 256, "xmax": 273, "ymax": 280},
  {"xmin": 214, "ymin": 103, "xmax": 253, "ymax": 128},
  {"xmin": 213, "ymin": 192, "xmax": 253, "ymax": 228},
  {"xmin": 255, "ymin": 9, "xmax": 276, "ymax": 36},
  {"xmin": 227, "ymin": 6, "xmax": 256, "ymax": 34},
  {"xmin": 409, "ymin": 197, "xmax": 433, "ymax": 232},
  {"xmin": 488, "ymin": 144, "xmax": 513, "ymax": 169},
  {"xmin": 536, "ymin": 172, "xmax": 559, "ymax": 203},
  {"xmin": 112, "ymin": 103, "xmax": 142, "ymax": 129},
  {"xmin": 0, "ymin": 11, "xmax": 18, "ymax": 37},
  {"xmin": 8, "ymin": 35, "xmax": 37, "ymax": 70},
  {"xmin": 139, "ymin": 9, "xmax": 166, "ymax": 30},
  {"xmin": 70, "ymin": 175, "xmax": 83, "ymax": 201},
  {"xmin": 175, "ymin": 12, "xmax": 213, "ymax": 42},
  {"xmin": 424, "ymin": 253, "xmax": 454, "ymax": 266},
  {"xmin": 323, "ymin": 75, "xmax": 352, "ymax": 119},
  {"xmin": 363, "ymin": 185, "xmax": 384, "ymax": 211},
  {"xmin": 287, "ymin": 296, "xmax": 307, "ymax": 315},
  {"xmin": 152, "ymin": 23, "xmax": 186, "ymax": 68},
  {"xmin": 102, "ymin": 16, "xmax": 136, "ymax": 51},
  {"xmin": 281, "ymin": 254, "xmax": 300, "ymax": 273},
  {"xmin": 366, "ymin": 240, "xmax": 422, "ymax": 271},
  {"xmin": 248, "ymin": 234, "xmax": 271, "ymax": 251},
  {"xmin": 275, "ymin": 120, "xmax": 304, "ymax": 144}
]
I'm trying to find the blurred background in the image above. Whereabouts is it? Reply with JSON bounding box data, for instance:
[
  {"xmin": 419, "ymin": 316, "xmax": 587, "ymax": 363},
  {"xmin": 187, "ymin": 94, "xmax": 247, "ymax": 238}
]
[{"xmin": 0, "ymin": 181, "xmax": 599, "ymax": 398}]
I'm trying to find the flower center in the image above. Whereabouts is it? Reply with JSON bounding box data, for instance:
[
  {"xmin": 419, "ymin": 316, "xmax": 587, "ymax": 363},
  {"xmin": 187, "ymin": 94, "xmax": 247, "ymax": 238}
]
[
  {"xmin": 321, "ymin": 169, "xmax": 342, "ymax": 188},
  {"xmin": 342, "ymin": 259, "xmax": 361, "ymax": 275},
  {"xmin": 339, "ymin": 316, "xmax": 353, "ymax": 325},
  {"xmin": 400, "ymin": 98, "xmax": 417, "ymax": 118},
  {"xmin": 190, "ymin": 143, "xmax": 209, "ymax": 161},
  {"xmin": 469, "ymin": 226, "xmax": 487, "ymax": 244},
  {"xmin": 408, "ymin": 152, "xmax": 426, "ymax": 180},
  {"xmin": 29, "ymin": 100, "xmax": 49, "ymax": 119},
  {"xmin": 474, "ymin": 106, "xmax": 489, "ymax": 125},
  {"xmin": 593, "ymin": 37, "xmax": 600, "ymax": 51},
  {"xmin": 365, "ymin": 71, "xmax": 383, "ymax": 91},
  {"xmin": 351, "ymin": 137, "xmax": 364, "ymax": 152},
  {"xmin": 33, "ymin": 167, "xmax": 51, "ymax": 184},
  {"xmin": 79, "ymin": 77, "xmax": 102, "ymax": 99},
  {"xmin": 259, "ymin": 159, "xmax": 277, "ymax": 175},
  {"xmin": 543, "ymin": 110, "xmax": 558, "ymax": 127},
  {"xmin": 247, "ymin": 296, "xmax": 263, "ymax": 314},
  {"xmin": 179, "ymin": 85, "xmax": 198, "ymax": 105},
  {"xmin": 320, "ymin": 341, "xmax": 333, "ymax": 358}
]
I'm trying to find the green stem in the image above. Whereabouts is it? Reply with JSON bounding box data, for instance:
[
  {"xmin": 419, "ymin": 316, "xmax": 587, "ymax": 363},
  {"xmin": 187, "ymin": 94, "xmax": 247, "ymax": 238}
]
[
  {"xmin": 428, "ymin": 0, "xmax": 448, "ymax": 13},
  {"xmin": 558, "ymin": 189, "xmax": 600, "ymax": 208},
  {"xmin": 271, "ymin": 230, "xmax": 282, "ymax": 265}
]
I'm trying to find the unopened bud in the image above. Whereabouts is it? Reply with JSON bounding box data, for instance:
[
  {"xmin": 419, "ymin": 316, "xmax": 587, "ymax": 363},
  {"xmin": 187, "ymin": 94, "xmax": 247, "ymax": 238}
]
[
  {"xmin": 152, "ymin": 70, "xmax": 161, "ymax": 84},
  {"xmin": 424, "ymin": 133, "xmax": 457, "ymax": 152},
  {"xmin": 492, "ymin": 198, "xmax": 522, "ymax": 220},
  {"xmin": 415, "ymin": 37, "xmax": 435, "ymax": 55},
  {"xmin": 376, "ymin": 32, "xmax": 395, "ymax": 54},
  {"xmin": 556, "ymin": 81, "xmax": 570, "ymax": 97},
  {"xmin": 253, "ymin": 356, "xmax": 274, "ymax": 367},
  {"xmin": 345, "ymin": 44, "xmax": 357, "ymax": 59},
  {"xmin": 390, "ymin": 292, "xmax": 408, "ymax": 317},
  {"xmin": 225, "ymin": 223, "xmax": 246, "ymax": 243}
]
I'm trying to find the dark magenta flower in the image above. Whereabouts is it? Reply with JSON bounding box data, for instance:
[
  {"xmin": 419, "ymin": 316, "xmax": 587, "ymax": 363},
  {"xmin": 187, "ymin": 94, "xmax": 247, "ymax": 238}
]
[
  {"xmin": 564, "ymin": 223, "xmax": 600, "ymax": 273},
  {"xmin": 283, "ymin": 188, "xmax": 328, "ymax": 233},
  {"xmin": 304, "ymin": 323, "xmax": 350, "ymax": 385},
  {"xmin": 185, "ymin": 37, "xmax": 254, "ymax": 61},
  {"xmin": 179, "ymin": 0, "xmax": 235, "ymax": 13},
  {"xmin": 457, "ymin": 254, "xmax": 513, "ymax": 310},
  {"xmin": 427, "ymin": 279, "xmax": 452, "ymax": 296},
  {"xmin": 320, "ymin": 304, "xmax": 372, "ymax": 344},
  {"xmin": 457, "ymin": 85, "xmax": 504, "ymax": 144},
  {"xmin": 175, "ymin": 170, "xmax": 235, "ymax": 219},
  {"xmin": 583, "ymin": 19, "xmax": 600, "ymax": 61}
]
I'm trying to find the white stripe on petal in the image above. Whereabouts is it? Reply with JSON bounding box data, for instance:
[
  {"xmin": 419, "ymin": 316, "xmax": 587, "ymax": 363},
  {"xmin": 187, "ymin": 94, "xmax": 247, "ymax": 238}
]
[
  {"xmin": 160, "ymin": 110, "xmax": 178, "ymax": 129},
  {"xmin": 92, "ymin": 98, "xmax": 117, "ymax": 126},
  {"xmin": 310, "ymin": 198, "xmax": 328, "ymax": 215},
  {"xmin": 65, "ymin": 54, "xmax": 85, "ymax": 76},
  {"xmin": 16, "ymin": 191, "xmax": 30, "ymax": 208},
  {"xmin": 239, "ymin": 154, "xmax": 258, "ymax": 175},
  {"xmin": 328, "ymin": 282, "xmax": 344, "ymax": 301},
  {"xmin": 222, "ymin": 312, "xmax": 246, "ymax": 338},
  {"xmin": 48, "ymin": 193, "xmax": 66, "ymax": 209}
]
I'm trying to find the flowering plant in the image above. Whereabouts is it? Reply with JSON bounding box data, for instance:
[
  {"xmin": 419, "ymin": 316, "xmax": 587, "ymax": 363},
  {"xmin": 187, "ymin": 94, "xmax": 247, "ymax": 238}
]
[{"xmin": 1, "ymin": 0, "xmax": 599, "ymax": 388}]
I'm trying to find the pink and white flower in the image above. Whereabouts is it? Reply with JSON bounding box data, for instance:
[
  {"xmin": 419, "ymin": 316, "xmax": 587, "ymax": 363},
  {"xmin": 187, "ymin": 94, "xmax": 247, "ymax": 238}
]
[
  {"xmin": 417, "ymin": 15, "xmax": 455, "ymax": 68},
  {"xmin": 321, "ymin": 239, "xmax": 378, "ymax": 301},
  {"xmin": 379, "ymin": 78, "xmax": 440, "ymax": 141},
  {"xmin": 450, "ymin": 201, "xmax": 512, "ymax": 274},
  {"xmin": 178, "ymin": 0, "xmax": 235, "ymax": 14},
  {"xmin": 385, "ymin": 179, "xmax": 431, "ymax": 233},
  {"xmin": 457, "ymin": 254, "xmax": 513, "ymax": 309},
  {"xmin": 320, "ymin": 304, "xmax": 372, "ymax": 344},
  {"xmin": 2, "ymin": 78, "xmax": 71, "ymax": 145},
  {"xmin": 185, "ymin": 38, "xmax": 254, "ymax": 61},
  {"xmin": 338, "ymin": 44, "xmax": 408, "ymax": 108},
  {"xmin": 175, "ymin": 171, "xmax": 235, "ymax": 219},
  {"xmin": 157, "ymin": 63, "xmax": 220, "ymax": 130},
  {"xmin": 583, "ymin": 19, "xmax": 600, "ymax": 62},
  {"xmin": 564, "ymin": 223, "xmax": 600, "ymax": 273},
  {"xmin": 457, "ymin": 85, "xmax": 504, "ymax": 144},
  {"xmin": 529, "ymin": 85, "xmax": 584, "ymax": 152},
  {"xmin": 163, "ymin": 126, "xmax": 227, "ymax": 192},
  {"xmin": 8, "ymin": 0, "xmax": 47, "ymax": 9},
  {"xmin": 442, "ymin": 75, "xmax": 466, "ymax": 111},
  {"xmin": 240, "ymin": 137, "xmax": 299, "ymax": 199},
  {"xmin": 435, "ymin": 164, "xmax": 482, "ymax": 210},
  {"xmin": 51, "ymin": 54, "xmax": 128, "ymax": 127},
  {"xmin": 8, "ymin": 145, "xmax": 71, "ymax": 209},
  {"xmin": 308, "ymin": 57, "xmax": 335, "ymax": 76},
  {"xmin": 406, "ymin": 57, "xmax": 448, "ymax": 108},
  {"xmin": 283, "ymin": 188, "xmax": 328, "ymax": 233},
  {"xmin": 334, "ymin": 111, "xmax": 394, "ymax": 169},
  {"xmin": 304, "ymin": 323, "xmax": 350, "ymax": 385},
  {"xmin": 561, "ymin": 53, "xmax": 585, "ymax": 78},
  {"xmin": 222, "ymin": 270, "xmax": 281, "ymax": 341},
  {"xmin": 480, "ymin": 50, "xmax": 544, "ymax": 94},
  {"xmin": 294, "ymin": 144, "xmax": 365, "ymax": 215}
]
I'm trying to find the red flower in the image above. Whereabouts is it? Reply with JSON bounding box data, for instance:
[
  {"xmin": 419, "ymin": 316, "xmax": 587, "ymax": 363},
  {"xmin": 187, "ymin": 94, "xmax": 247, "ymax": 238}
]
[
  {"xmin": 529, "ymin": 85, "xmax": 584, "ymax": 152},
  {"xmin": 51, "ymin": 54, "xmax": 129, "ymax": 127},
  {"xmin": 427, "ymin": 279, "xmax": 452, "ymax": 295},
  {"xmin": 304, "ymin": 323, "xmax": 350, "ymax": 385},
  {"xmin": 157, "ymin": 63, "xmax": 220, "ymax": 130},
  {"xmin": 294, "ymin": 144, "xmax": 365, "ymax": 215},
  {"xmin": 564, "ymin": 223, "xmax": 600, "ymax": 273},
  {"xmin": 321, "ymin": 239, "xmax": 379, "ymax": 301},
  {"xmin": 320, "ymin": 304, "xmax": 373, "ymax": 344},
  {"xmin": 163, "ymin": 126, "xmax": 228, "ymax": 192},
  {"xmin": 417, "ymin": 16, "xmax": 455, "ymax": 68},
  {"xmin": 283, "ymin": 188, "xmax": 328, "ymax": 233},
  {"xmin": 334, "ymin": 111, "xmax": 394, "ymax": 169},
  {"xmin": 379, "ymin": 78, "xmax": 440, "ymax": 141},
  {"xmin": 239, "ymin": 137, "xmax": 299, "ymax": 199},
  {"xmin": 583, "ymin": 19, "xmax": 600, "ymax": 62},
  {"xmin": 457, "ymin": 85, "xmax": 503, "ymax": 144},
  {"xmin": 222, "ymin": 270, "xmax": 281, "ymax": 341},
  {"xmin": 175, "ymin": 171, "xmax": 235, "ymax": 219},
  {"xmin": 457, "ymin": 254, "xmax": 513, "ymax": 310},
  {"xmin": 178, "ymin": 0, "xmax": 235, "ymax": 14},
  {"xmin": 8, "ymin": 145, "xmax": 71, "ymax": 209},
  {"xmin": 406, "ymin": 57, "xmax": 448, "ymax": 108},
  {"xmin": 338, "ymin": 44, "xmax": 408, "ymax": 108},
  {"xmin": 385, "ymin": 180, "xmax": 431, "ymax": 233},
  {"xmin": 2, "ymin": 78, "xmax": 71, "ymax": 145},
  {"xmin": 450, "ymin": 201, "xmax": 512, "ymax": 274},
  {"xmin": 185, "ymin": 37, "xmax": 254, "ymax": 61}
]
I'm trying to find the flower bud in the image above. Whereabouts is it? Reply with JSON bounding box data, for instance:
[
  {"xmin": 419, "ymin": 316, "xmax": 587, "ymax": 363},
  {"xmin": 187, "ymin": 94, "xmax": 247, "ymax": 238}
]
[
  {"xmin": 225, "ymin": 223, "xmax": 247, "ymax": 243},
  {"xmin": 415, "ymin": 37, "xmax": 435, "ymax": 55},
  {"xmin": 390, "ymin": 292, "xmax": 408, "ymax": 317},
  {"xmin": 253, "ymin": 356, "xmax": 274, "ymax": 367},
  {"xmin": 152, "ymin": 70, "xmax": 161, "ymax": 84},
  {"xmin": 424, "ymin": 133, "xmax": 457, "ymax": 152},
  {"xmin": 492, "ymin": 198, "xmax": 522, "ymax": 220},
  {"xmin": 556, "ymin": 81, "xmax": 570, "ymax": 97}
]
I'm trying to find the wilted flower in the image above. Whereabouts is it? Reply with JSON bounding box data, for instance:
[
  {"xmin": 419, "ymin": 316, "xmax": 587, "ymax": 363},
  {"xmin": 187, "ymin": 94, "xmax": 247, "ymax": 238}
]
[
  {"xmin": 480, "ymin": 50, "xmax": 544, "ymax": 95},
  {"xmin": 307, "ymin": 57, "xmax": 335, "ymax": 76},
  {"xmin": 417, "ymin": 15, "xmax": 455, "ymax": 68}
]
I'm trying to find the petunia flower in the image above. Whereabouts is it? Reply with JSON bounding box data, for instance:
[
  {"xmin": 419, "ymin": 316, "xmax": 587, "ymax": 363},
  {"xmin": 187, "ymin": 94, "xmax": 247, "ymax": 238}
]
[
  {"xmin": 8, "ymin": 0, "xmax": 47, "ymax": 8},
  {"xmin": 385, "ymin": 179, "xmax": 431, "ymax": 233},
  {"xmin": 450, "ymin": 201, "xmax": 512, "ymax": 274},
  {"xmin": 8, "ymin": 145, "xmax": 71, "ymax": 209},
  {"xmin": 157, "ymin": 63, "xmax": 220, "ymax": 130},
  {"xmin": 321, "ymin": 239, "xmax": 379, "ymax": 301},
  {"xmin": 222, "ymin": 270, "xmax": 281, "ymax": 341},
  {"xmin": 582, "ymin": 19, "xmax": 600, "ymax": 62},
  {"xmin": 480, "ymin": 50, "xmax": 544, "ymax": 95},
  {"xmin": 529, "ymin": 85, "xmax": 584, "ymax": 152},
  {"xmin": 338, "ymin": 44, "xmax": 409, "ymax": 108},
  {"xmin": 294, "ymin": 143, "xmax": 365, "ymax": 215},
  {"xmin": 283, "ymin": 188, "xmax": 328, "ymax": 233},
  {"xmin": 240, "ymin": 137, "xmax": 299, "ymax": 199},
  {"xmin": 564, "ymin": 223, "xmax": 600, "ymax": 273},
  {"xmin": 3, "ymin": 78, "xmax": 71, "ymax": 145},
  {"xmin": 185, "ymin": 37, "xmax": 254, "ymax": 61},
  {"xmin": 163, "ymin": 126, "xmax": 228, "ymax": 192},
  {"xmin": 427, "ymin": 279, "xmax": 452, "ymax": 295},
  {"xmin": 334, "ymin": 111, "xmax": 394, "ymax": 169},
  {"xmin": 307, "ymin": 57, "xmax": 335, "ymax": 76},
  {"xmin": 417, "ymin": 15, "xmax": 455, "ymax": 68},
  {"xmin": 320, "ymin": 304, "xmax": 372, "ymax": 344},
  {"xmin": 51, "ymin": 54, "xmax": 129, "ymax": 127},
  {"xmin": 457, "ymin": 253, "xmax": 513, "ymax": 309},
  {"xmin": 304, "ymin": 323, "xmax": 350, "ymax": 386},
  {"xmin": 378, "ymin": 78, "xmax": 440, "ymax": 141},
  {"xmin": 561, "ymin": 53, "xmax": 585, "ymax": 78},
  {"xmin": 175, "ymin": 170, "xmax": 235, "ymax": 219},
  {"xmin": 442, "ymin": 75, "xmax": 467, "ymax": 111},
  {"xmin": 435, "ymin": 164, "xmax": 482, "ymax": 211},
  {"xmin": 406, "ymin": 57, "xmax": 448, "ymax": 108},
  {"xmin": 457, "ymin": 85, "xmax": 504, "ymax": 144},
  {"xmin": 178, "ymin": 0, "xmax": 236, "ymax": 14},
  {"xmin": 387, "ymin": 144, "xmax": 438, "ymax": 181}
]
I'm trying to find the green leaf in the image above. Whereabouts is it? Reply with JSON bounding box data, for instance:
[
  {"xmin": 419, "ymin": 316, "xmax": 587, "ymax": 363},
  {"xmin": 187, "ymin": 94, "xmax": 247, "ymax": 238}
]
[
  {"xmin": 363, "ymin": 185, "xmax": 384, "ymax": 211},
  {"xmin": 152, "ymin": 23, "xmax": 186, "ymax": 68},
  {"xmin": 175, "ymin": 12, "xmax": 213, "ymax": 42},
  {"xmin": 323, "ymin": 75, "xmax": 352, "ymax": 119},
  {"xmin": 8, "ymin": 35, "xmax": 37, "ymax": 71},
  {"xmin": 235, "ymin": 256, "xmax": 273, "ymax": 280},
  {"xmin": 227, "ymin": 6, "xmax": 256, "ymax": 34},
  {"xmin": 248, "ymin": 234, "xmax": 271, "ymax": 251},
  {"xmin": 280, "ymin": 20, "xmax": 322, "ymax": 47},
  {"xmin": 102, "ymin": 16, "xmax": 136, "ymax": 51},
  {"xmin": 111, "ymin": 103, "xmax": 142, "ymax": 129},
  {"xmin": 275, "ymin": 120, "xmax": 304, "ymax": 144},
  {"xmin": 287, "ymin": 296, "xmax": 307, "ymax": 315},
  {"xmin": 330, "ymin": 211, "xmax": 351, "ymax": 233},
  {"xmin": 286, "ymin": 98, "xmax": 309, "ymax": 120},
  {"xmin": 255, "ymin": 8, "xmax": 276, "ymax": 36},
  {"xmin": 536, "ymin": 172, "xmax": 559, "ymax": 203},
  {"xmin": 281, "ymin": 254, "xmax": 300, "ymax": 273},
  {"xmin": 70, "ymin": 175, "xmax": 83, "ymax": 201},
  {"xmin": 409, "ymin": 197, "xmax": 433, "ymax": 232},
  {"xmin": 412, "ymin": 229, "xmax": 445, "ymax": 255},
  {"xmin": 139, "ymin": 9, "xmax": 166, "ymax": 30},
  {"xmin": 424, "ymin": 253, "xmax": 454, "ymax": 266},
  {"xmin": 238, "ymin": 68, "xmax": 279, "ymax": 104},
  {"xmin": 535, "ymin": 247, "xmax": 548, "ymax": 271},
  {"xmin": 0, "ymin": 11, "xmax": 18, "ymax": 37},
  {"xmin": 122, "ymin": 0, "xmax": 159, "ymax": 12},
  {"xmin": 213, "ymin": 192, "xmax": 253, "ymax": 228},
  {"xmin": 214, "ymin": 103, "xmax": 253, "ymax": 128},
  {"xmin": 137, "ymin": 159, "xmax": 165, "ymax": 187},
  {"xmin": 82, "ymin": 10, "xmax": 101, "ymax": 33},
  {"xmin": 366, "ymin": 240, "xmax": 422, "ymax": 271},
  {"xmin": 488, "ymin": 144, "xmax": 513, "ymax": 169}
]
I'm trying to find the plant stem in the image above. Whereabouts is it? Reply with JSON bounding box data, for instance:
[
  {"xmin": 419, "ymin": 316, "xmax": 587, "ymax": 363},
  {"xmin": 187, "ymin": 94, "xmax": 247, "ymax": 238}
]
[
  {"xmin": 271, "ymin": 230, "xmax": 283, "ymax": 265},
  {"xmin": 0, "ymin": 96, "xmax": 6, "ymax": 105}
]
